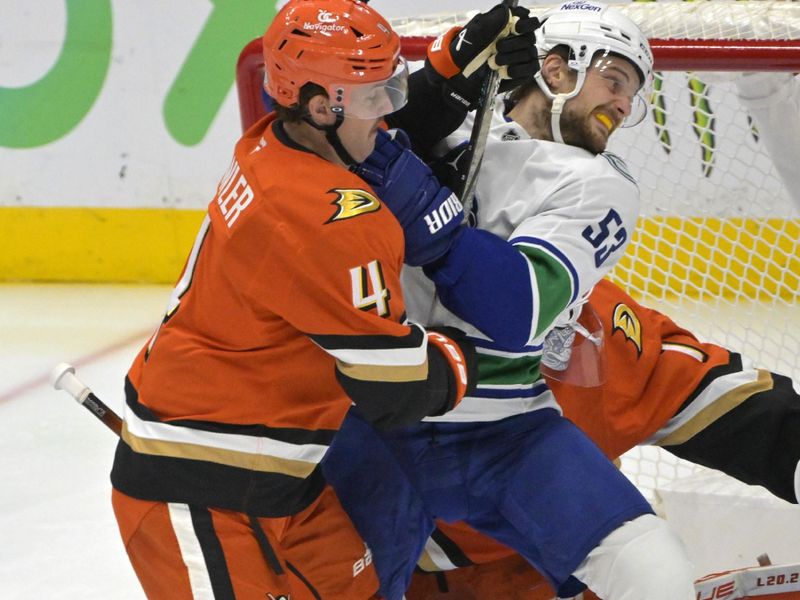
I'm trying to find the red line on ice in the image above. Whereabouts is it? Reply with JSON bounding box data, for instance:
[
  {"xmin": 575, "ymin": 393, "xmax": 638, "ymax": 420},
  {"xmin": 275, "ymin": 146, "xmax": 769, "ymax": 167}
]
[{"xmin": 0, "ymin": 329, "xmax": 151, "ymax": 404}]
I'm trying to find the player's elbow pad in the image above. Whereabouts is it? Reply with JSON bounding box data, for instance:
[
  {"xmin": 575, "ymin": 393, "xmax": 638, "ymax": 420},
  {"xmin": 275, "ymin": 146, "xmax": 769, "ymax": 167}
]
[{"xmin": 424, "ymin": 227, "xmax": 535, "ymax": 350}]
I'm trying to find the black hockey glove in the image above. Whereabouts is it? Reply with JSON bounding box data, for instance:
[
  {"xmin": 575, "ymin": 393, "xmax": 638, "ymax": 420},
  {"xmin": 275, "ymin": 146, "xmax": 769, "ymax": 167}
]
[
  {"xmin": 429, "ymin": 140, "xmax": 471, "ymax": 191},
  {"xmin": 348, "ymin": 326, "xmax": 478, "ymax": 430},
  {"xmin": 425, "ymin": 4, "xmax": 541, "ymax": 111}
]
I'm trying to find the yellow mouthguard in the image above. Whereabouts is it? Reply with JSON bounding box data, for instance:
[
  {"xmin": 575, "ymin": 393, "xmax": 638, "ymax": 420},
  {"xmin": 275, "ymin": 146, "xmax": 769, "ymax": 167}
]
[{"xmin": 595, "ymin": 113, "xmax": 613, "ymax": 131}]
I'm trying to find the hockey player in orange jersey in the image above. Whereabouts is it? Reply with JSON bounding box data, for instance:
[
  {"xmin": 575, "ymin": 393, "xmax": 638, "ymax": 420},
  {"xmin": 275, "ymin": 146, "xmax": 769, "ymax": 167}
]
[
  {"xmin": 404, "ymin": 277, "xmax": 800, "ymax": 600},
  {"xmin": 106, "ymin": 1, "xmax": 496, "ymax": 598}
]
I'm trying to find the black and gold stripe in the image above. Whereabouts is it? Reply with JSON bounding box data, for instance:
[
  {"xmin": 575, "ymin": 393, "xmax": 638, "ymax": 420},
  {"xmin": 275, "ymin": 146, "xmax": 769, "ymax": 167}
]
[{"xmin": 111, "ymin": 378, "xmax": 330, "ymax": 517}]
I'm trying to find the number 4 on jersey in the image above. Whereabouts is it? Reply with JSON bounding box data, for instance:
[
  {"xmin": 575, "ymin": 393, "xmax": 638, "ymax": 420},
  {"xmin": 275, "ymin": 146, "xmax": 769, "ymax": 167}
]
[{"xmin": 350, "ymin": 260, "xmax": 391, "ymax": 317}]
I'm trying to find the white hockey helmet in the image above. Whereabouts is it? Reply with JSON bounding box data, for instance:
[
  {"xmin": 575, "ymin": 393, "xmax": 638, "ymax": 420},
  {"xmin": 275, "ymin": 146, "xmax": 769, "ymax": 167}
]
[
  {"xmin": 536, "ymin": 0, "xmax": 653, "ymax": 87},
  {"xmin": 533, "ymin": 0, "xmax": 654, "ymax": 141}
]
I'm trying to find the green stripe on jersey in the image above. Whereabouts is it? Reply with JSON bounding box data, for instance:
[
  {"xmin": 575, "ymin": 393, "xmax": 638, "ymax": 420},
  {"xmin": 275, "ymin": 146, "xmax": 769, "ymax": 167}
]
[
  {"xmin": 516, "ymin": 245, "xmax": 573, "ymax": 337},
  {"xmin": 478, "ymin": 353, "xmax": 542, "ymax": 386}
]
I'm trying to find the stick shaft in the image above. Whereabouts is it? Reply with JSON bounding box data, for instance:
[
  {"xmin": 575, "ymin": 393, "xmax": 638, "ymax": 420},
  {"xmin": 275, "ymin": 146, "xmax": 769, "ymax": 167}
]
[
  {"xmin": 457, "ymin": 73, "xmax": 501, "ymax": 212},
  {"xmin": 455, "ymin": 0, "xmax": 519, "ymax": 216},
  {"xmin": 81, "ymin": 392, "xmax": 123, "ymax": 436}
]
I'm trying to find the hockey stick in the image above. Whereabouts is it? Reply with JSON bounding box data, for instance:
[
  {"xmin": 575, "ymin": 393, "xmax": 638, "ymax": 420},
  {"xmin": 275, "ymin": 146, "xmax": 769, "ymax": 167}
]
[
  {"xmin": 454, "ymin": 0, "xmax": 519, "ymax": 218},
  {"xmin": 51, "ymin": 363, "xmax": 122, "ymax": 436}
]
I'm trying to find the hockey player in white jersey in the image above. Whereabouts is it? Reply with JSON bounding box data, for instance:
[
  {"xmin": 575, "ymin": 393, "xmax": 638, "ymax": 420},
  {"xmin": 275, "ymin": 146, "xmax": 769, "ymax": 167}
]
[{"xmin": 324, "ymin": 3, "xmax": 697, "ymax": 600}]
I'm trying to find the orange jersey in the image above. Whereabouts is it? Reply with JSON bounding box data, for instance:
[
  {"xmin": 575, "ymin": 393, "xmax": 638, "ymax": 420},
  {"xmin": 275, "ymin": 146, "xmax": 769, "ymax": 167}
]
[
  {"xmin": 112, "ymin": 485, "xmax": 380, "ymax": 600},
  {"xmin": 551, "ymin": 277, "xmax": 738, "ymax": 460},
  {"xmin": 112, "ymin": 115, "xmax": 430, "ymax": 516},
  {"xmin": 412, "ymin": 278, "xmax": 777, "ymax": 598}
]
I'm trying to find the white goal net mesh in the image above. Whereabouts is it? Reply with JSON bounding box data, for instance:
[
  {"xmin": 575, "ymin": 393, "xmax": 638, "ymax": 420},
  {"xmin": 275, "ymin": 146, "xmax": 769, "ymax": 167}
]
[
  {"xmin": 393, "ymin": 1, "xmax": 800, "ymax": 506},
  {"xmin": 392, "ymin": 1, "xmax": 800, "ymax": 40}
]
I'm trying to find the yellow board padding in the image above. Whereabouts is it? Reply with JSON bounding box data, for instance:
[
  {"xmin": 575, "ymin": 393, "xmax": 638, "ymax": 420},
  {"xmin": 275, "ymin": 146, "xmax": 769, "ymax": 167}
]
[
  {"xmin": 1, "ymin": 206, "xmax": 205, "ymax": 283},
  {"xmin": 2, "ymin": 208, "xmax": 799, "ymax": 298}
]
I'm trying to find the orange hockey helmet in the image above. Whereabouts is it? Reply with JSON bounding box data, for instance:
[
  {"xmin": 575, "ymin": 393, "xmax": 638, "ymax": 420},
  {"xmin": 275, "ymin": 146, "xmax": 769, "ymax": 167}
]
[{"xmin": 263, "ymin": 0, "xmax": 408, "ymax": 119}]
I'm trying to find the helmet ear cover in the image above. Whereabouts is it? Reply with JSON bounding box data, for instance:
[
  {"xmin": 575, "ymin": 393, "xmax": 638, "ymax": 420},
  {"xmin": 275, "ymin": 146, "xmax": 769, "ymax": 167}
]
[
  {"xmin": 273, "ymin": 82, "xmax": 327, "ymax": 123},
  {"xmin": 262, "ymin": 0, "xmax": 405, "ymax": 117}
]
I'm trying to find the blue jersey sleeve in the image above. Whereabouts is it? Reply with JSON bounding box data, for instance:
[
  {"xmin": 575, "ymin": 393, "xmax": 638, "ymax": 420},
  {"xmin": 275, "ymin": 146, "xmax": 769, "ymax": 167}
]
[{"xmin": 424, "ymin": 227, "xmax": 536, "ymax": 350}]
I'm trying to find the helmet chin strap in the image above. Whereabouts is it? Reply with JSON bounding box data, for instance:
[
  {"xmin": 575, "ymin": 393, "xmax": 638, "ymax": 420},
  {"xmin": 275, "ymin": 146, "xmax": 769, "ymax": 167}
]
[
  {"xmin": 303, "ymin": 111, "xmax": 357, "ymax": 167},
  {"xmin": 534, "ymin": 69, "xmax": 587, "ymax": 144},
  {"xmin": 549, "ymin": 94, "xmax": 569, "ymax": 144}
]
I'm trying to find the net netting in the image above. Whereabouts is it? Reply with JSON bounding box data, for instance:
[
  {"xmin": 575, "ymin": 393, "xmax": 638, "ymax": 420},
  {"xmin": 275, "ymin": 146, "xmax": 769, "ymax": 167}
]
[
  {"xmin": 392, "ymin": 1, "xmax": 800, "ymax": 506},
  {"xmin": 391, "ymin": 1, "xmax": 800, "ymax": 40}
]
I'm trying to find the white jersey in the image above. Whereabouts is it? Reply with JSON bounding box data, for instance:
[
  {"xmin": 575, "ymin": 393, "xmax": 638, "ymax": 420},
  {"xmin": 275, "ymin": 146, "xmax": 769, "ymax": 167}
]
[{"xmin": 404, "ymin": 98, "xmax": 640, "ymax": 422}]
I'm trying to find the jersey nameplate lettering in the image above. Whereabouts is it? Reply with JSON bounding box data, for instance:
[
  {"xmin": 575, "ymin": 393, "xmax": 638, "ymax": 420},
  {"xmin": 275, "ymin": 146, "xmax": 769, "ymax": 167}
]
[{"xmin": 216, "ymin": 159, "xmax": 255, "ymax": 228}]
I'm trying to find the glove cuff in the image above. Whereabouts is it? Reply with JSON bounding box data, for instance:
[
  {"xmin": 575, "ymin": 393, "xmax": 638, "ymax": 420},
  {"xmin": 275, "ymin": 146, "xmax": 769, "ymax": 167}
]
[
  {"xmin": 426, "ymin": 330, "xmax": 470, "ymax": 408},
  {"xmin": 427, "ymin": 26, "xmax": 463, "ymax": 79}
]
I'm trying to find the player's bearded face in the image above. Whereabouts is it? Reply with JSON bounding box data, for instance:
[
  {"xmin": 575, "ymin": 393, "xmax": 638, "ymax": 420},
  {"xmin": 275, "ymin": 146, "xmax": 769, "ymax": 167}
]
[
  {"xmin": 559, "ymin": 100, "xmax": 619, "ymax": 155},
  {"xmin": 557, "ymin": 57, "xmax": 641, "ymax": 155}
]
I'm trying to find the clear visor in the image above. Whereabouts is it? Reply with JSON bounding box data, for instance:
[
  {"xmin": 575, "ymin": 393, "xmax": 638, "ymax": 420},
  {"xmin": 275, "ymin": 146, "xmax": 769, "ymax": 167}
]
[
  {"xmin": 540, "ymin": 302, "xmax": 606, "ymax": 388},
  {"xmin": 328, "ymin": 56, "xmax": 409, "ymax": 120},
  {"xmin": 588, "ymin": 52, "xmax": 651, "ymax": 128}
]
